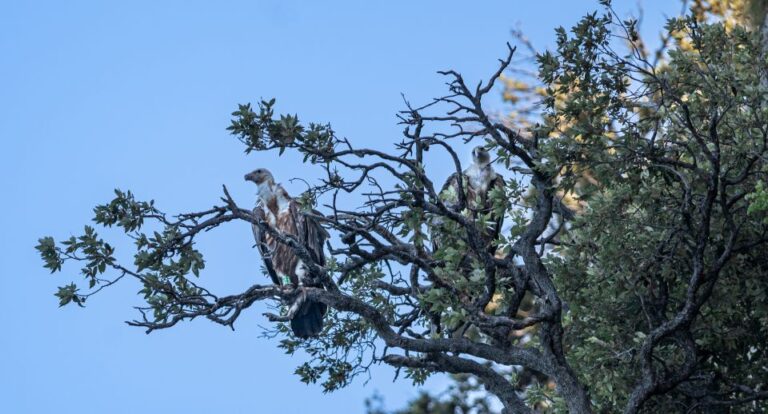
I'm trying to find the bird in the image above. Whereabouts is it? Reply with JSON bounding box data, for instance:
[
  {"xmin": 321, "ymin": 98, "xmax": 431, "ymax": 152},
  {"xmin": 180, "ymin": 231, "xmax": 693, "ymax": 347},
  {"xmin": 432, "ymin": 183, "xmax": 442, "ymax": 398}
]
[
  {"xmin": 244, "ymin": 168, "xmax": 329, "ymax": 338},
  {"xmin": 428, "ymin": 146, "xmax": 507, "ymax": 336},
  {"xmin": 433, "ymin": 145, "xmax": 506, "ymax": 256}
]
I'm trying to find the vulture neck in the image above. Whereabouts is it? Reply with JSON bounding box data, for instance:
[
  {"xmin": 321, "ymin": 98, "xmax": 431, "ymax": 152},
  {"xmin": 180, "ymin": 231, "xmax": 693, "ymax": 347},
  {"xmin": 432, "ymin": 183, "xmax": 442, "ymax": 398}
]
[
  {"xmin": 465, "ymin": 161, "xmax": 496, "ymax": 191},
  {"xmin": 257, "ymin": 180, "xmax": 277, "ymax": 207}
]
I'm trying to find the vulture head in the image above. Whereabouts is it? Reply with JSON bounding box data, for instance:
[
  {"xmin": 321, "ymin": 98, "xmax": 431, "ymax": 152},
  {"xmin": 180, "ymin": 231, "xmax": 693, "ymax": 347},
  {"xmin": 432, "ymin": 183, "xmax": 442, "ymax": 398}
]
[
  {"xmin": 471, "ymin": 146, "xmax": 491, "ymax": 167},
  {"xmin": 244, "ymin": 168, "xmax": 275, "ymax": 186}
]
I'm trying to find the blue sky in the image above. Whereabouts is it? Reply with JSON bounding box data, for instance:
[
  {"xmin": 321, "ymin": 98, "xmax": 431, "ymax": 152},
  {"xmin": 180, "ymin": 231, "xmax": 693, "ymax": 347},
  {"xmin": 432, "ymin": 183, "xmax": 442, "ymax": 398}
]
[{"xmin": 1, "ymin": 1, "xmax": 680, "ymax": 413}]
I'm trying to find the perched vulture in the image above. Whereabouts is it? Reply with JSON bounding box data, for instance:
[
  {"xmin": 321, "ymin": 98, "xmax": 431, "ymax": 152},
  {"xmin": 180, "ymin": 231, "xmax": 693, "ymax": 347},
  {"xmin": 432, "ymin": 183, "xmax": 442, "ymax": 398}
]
[
  {"xmin": 244, "ymin": 168, "xmax": 329, "ymax": 338},
  {"xmin": 433, "ymin": 146, "xmax": 506, "ymax": 256},
  {"xmin": 428, "ymin": 146, "xmax": 506, "ymax": 336}
]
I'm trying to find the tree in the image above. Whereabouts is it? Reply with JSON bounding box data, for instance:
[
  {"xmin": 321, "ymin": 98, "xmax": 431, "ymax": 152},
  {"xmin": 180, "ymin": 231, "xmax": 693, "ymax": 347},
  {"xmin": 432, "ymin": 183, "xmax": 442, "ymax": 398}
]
[
  {"xmin": 37, "ymin": 1, "xmax": 768, "ymax": 412},
  {"xmin": 365, "ymin": 374, "xmax": 498, "ymax": 414}
]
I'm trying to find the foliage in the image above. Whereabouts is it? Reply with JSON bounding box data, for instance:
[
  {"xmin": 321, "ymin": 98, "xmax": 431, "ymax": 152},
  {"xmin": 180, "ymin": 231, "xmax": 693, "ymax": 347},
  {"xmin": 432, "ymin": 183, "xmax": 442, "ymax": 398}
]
[{"xmin": 550, "ymin": 13, "xmax": 768, "ymax": 412}]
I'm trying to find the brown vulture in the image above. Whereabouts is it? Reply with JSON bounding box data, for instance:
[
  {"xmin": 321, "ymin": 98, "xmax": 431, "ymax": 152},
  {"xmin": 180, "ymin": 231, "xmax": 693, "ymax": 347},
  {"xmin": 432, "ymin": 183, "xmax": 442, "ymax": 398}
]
[
  {"xmin": 244, "ymin": 168, "xmax": 329, "ymax": 338},
  {"xmin": 428, "ymin": 146, "xmax": 507, "ymax": 335},
  {"xmin": 433, "ymin": 145, "xmax": 506, "ymax": 256}
]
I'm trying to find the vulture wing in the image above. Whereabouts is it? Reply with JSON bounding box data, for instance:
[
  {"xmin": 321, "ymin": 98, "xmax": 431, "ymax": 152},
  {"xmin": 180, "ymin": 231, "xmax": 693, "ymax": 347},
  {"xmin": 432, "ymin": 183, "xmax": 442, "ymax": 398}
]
[
  {"xmin": 252, "ymin": 207, "xmax": 280, "ymax": 285},
  {"xmin": 286, "ymin": 200, "xmax": 329, "ymax": 338},
  {"xmin": 293, "ymin": 203, "xmax": 329, "ymax": 268},
  {"xmin": 432, "ymin": 171, "xmax": 484, "ymax": 257},
  {"xmin": 485, "ymin": 174, "xmax": 506, "ymax": 250},
  {"xmin": 439, "ymin": 172, "xmax": 464, "ymax": 212}
]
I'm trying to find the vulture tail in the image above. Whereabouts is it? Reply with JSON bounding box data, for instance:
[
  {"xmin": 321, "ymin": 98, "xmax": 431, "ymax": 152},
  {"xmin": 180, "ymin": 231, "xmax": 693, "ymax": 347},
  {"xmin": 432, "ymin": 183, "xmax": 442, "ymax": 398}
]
[{"xmin": 290, "ymin": 299, "xmax": 326, "ymax": 339}]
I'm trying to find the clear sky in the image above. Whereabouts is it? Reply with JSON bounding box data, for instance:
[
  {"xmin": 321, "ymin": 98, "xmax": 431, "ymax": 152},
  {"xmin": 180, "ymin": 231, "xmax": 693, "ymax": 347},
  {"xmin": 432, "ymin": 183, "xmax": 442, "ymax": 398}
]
[{"xmin": 1, "ymin": 1, "xmax": 681, "ymax": 413}]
